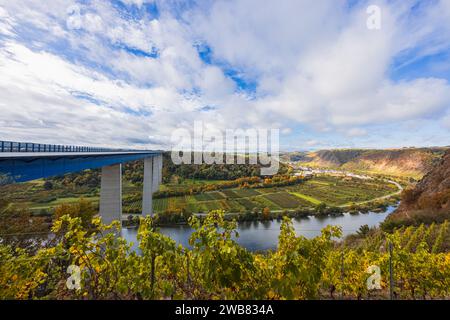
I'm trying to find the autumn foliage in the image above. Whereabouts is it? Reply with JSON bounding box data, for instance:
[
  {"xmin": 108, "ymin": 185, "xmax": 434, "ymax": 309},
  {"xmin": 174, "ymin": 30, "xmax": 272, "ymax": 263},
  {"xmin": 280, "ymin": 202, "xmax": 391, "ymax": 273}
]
[{"xmin": 0, "ymin": 211, "xmax": 448, "ymax": 300}]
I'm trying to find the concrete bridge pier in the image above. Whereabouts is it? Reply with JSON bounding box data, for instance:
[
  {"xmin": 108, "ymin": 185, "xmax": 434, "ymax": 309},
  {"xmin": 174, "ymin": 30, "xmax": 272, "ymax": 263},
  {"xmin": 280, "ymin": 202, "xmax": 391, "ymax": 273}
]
[
  {"xmin": 99, "ymin": 164, "xmax": 122, "ymax": 225},
  {"xmin": 142, "ymin": 157, "xmax": 154, "ymax": 216},
  {"xmin": 152, "ymin": 155, "xmax": 160, "ymax": 192},
  {"xmin": 98, "ymin": 155, "xmax": 161, "ymax": 222},
  {"xmin": 158, "ymin": 154, "xmax": 163, "ymax": 185}
]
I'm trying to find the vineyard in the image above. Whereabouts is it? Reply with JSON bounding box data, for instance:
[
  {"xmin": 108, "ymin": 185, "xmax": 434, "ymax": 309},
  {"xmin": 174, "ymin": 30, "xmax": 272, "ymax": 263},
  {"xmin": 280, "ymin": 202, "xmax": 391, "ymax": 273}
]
[
  {"xmin": 0, "ymin": 211, "xmax": 448, "ymax": 300},
  {"xmin": 121, "ymin": 176, "xmax": 399, "ymax": 215},
  {"xmin": 1, "ymin": 173, "xmax": 399, "ymax": 218}
]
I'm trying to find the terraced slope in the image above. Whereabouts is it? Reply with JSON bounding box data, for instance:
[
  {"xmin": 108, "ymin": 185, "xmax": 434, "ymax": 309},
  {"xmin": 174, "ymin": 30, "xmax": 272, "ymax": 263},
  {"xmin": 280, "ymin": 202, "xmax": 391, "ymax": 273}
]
[{"xmin": 282, "ymin": 148, "xmax": 448, "ymax": 178}]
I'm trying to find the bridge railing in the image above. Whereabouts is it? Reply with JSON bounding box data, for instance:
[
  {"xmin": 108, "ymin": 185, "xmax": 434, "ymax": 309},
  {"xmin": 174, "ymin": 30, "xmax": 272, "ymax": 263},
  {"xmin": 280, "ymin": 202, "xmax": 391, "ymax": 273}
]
[{"xmin": 0, "ymin": 140, "xmax": 126, "ymax": 153}]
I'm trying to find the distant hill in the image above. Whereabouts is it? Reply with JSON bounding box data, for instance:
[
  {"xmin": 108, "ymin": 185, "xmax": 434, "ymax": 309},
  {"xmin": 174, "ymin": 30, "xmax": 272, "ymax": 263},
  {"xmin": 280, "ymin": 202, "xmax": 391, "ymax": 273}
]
[
  {"xmin": 281, "ymin": 147, "xmax": 448, "ymax": 178},
  {"xmin": 386, "ymin": 149, "xmax": 450, "ymax": 226}
]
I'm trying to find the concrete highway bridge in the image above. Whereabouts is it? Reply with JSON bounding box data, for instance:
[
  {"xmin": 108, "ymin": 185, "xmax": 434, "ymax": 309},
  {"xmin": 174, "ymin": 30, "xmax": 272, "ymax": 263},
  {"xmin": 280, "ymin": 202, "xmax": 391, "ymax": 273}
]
[{"xmin": 0, "ymin": 140, "xmax": 163, "ymax": 225}]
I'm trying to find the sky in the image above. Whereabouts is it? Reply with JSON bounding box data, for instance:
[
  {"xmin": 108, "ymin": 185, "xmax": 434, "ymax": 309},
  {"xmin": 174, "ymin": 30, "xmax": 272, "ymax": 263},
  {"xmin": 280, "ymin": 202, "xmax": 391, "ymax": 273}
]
[{"xmin": 0, "ymin": 0, "xmax": 449, "ymax": 151}]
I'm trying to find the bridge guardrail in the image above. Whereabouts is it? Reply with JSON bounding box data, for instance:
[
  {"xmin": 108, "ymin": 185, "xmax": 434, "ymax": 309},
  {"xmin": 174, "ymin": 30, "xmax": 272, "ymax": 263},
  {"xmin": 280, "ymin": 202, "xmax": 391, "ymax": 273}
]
[{"xmin": 0, "ymin": 140, "xmax": 129, "ymax": 153}]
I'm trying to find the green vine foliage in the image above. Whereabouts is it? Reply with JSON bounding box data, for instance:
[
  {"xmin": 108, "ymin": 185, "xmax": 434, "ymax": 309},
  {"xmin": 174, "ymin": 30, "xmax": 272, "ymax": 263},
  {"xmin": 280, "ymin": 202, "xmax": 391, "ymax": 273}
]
[{"xmin": 0, "ymin": 211, "xmax": 448, "ymax": 300}]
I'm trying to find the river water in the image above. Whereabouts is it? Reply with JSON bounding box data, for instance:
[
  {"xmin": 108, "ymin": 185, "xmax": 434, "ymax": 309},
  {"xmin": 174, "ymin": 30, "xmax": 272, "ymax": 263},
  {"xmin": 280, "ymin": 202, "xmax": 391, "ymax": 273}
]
[{"xmin": 121, "ymin": 206, "xmax": 396, "ymax": 252}]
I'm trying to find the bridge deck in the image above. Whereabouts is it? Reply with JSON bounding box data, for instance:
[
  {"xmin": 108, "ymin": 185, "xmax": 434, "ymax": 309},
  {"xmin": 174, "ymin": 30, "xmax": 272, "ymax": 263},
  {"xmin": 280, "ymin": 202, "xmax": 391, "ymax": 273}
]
[
  {"xmin": 0, "ymin": 150, "xmax": 163, "ymax": 182},
  {"xmin": 0, "ymin": 151, "xmax": 160, "ymax": 159}
]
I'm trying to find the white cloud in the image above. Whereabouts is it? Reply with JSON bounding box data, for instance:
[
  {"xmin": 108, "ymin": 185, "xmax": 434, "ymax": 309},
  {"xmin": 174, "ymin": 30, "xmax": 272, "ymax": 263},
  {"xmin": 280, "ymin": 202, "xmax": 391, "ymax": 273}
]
[
  {"xmin": 194, "ymin": 0, "xmax": 450, "ymax": 133},
  {"xmin": 443, "ymin": 112, "xmax": 450, "ymax": 130},
  {"xmin": 346, "ymin": 128, "xmax": 367, "ymax": 137},
  {"xmin": 0, "ymin": 41, "xmax": 200, "ymax": 147},
  {"xmin": 0, "ymin": 0, "xmax": 449, "ymax": 149},
  {"xmin": 0, "ymin": 7, "xmax": 15, "ymax": 36},
  {"xmin": 120, "ymin": 0, "xmax": 151, "ymax": 8},
  {"xmin": 281, "ymin": 128, "xmax": 292, "ymax": 135},
  {"xmin": 305, "ymin": 140, "xmax": 319, "ymax": 147}
]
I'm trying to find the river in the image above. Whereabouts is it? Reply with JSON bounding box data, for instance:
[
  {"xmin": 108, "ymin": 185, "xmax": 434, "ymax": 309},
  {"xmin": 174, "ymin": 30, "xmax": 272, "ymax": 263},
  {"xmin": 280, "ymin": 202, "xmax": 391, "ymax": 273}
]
[{"xmin": 121, "ymin": 206, "xmax": 396, "ymax": 252}]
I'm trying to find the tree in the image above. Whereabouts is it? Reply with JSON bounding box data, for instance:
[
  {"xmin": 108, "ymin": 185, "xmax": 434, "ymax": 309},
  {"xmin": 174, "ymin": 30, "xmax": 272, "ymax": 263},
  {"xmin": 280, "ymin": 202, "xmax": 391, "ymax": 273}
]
[
  {"xmin": 0, "ymin": 206, "xmax": 49, "ymax": 250},
  {"xmin": 357, "ymin": 224, "xmax": 370, "ymax": 237},
  {"xmin": 43, "ymin": 180, "xmax": 53, "ymax": 190},
  {"xmin": 54, "ymin": 199, "xmax": 96, "ymax": 229},
  {"xmin": 315, "ymin": 202, "xmax": 327, "ymax": 215},
  {"xmin": 262, "ymin": 207, "xmax": 271, "ymax": 220}
]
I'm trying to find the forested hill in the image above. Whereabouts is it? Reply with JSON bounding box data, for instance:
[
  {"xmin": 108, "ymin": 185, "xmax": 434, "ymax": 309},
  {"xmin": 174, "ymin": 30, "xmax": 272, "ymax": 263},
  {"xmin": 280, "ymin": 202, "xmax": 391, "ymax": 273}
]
[
  {"xmin": 163, "ymin": 152, "xmax": 287, "ymax": 181},
  {"xmin": 47, "ymin": 152, "xmax": 287, "ymax": 187},
  {"xmin": 281, "ymin": 147, "xmax": 448, "ymax": 178}
]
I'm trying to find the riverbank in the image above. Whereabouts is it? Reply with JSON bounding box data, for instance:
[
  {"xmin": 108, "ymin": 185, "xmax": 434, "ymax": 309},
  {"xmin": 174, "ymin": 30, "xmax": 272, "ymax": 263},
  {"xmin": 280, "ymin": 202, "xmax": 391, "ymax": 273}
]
[
  {"xmin": 123, "ymin": 198, "xmax": 400, "ymax": 229},
  {"xmin": 122, "ymin": 173, "xmax": 403, "ymax": 227},
  {"xmin": 122, "ymin": 206, "xmax": 397, "ymax": 252}
]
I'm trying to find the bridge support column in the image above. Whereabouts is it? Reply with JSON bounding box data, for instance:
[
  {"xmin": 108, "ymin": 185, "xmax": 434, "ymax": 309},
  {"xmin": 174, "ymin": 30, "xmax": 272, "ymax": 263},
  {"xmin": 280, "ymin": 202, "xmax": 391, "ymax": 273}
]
[
  {"xmin": 152, "ymin": 155, "xmax": 160, "ymax": 192},
  {"xmin": 142, "ymin": 157, "xmax": 153, "ymax": 216},
  {"xmin": 99, "ymin": 164, "xmax": 122, "ymax": 225},
  {"xmin": 158, "ymin": 154, "xmax": 163, "ymax": 185}
]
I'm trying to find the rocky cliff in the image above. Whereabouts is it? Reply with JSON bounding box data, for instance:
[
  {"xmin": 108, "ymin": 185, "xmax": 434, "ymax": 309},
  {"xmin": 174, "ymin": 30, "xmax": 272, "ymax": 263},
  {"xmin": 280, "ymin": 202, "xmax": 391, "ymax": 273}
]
[{"xmin": 387, "ymin": 150, "xmax": 450, "ymax": 225}]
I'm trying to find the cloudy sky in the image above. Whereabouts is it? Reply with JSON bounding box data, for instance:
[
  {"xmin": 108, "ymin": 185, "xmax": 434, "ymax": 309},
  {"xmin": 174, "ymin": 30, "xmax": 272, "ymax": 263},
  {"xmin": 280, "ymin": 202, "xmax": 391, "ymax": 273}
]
[{"xmin": 0, "ymin": 0, "xmax": 449, "ymax": 151}]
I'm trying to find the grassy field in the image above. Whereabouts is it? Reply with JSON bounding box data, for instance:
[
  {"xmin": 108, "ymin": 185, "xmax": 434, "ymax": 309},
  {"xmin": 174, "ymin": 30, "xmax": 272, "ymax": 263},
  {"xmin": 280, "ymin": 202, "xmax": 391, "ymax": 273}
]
[
  {"xmin": 1, "ymin": 175, "xmax": 399, "ymax": 215},
  {"xmin": 289, "ymin": 192, "xmax": 321, "ymax": 205}
]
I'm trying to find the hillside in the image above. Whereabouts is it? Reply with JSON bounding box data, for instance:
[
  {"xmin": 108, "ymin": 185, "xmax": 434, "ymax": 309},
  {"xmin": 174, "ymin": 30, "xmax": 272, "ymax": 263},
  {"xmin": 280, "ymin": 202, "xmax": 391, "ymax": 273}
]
[
  {"xmin": 281, "ymin": 148, "xmax": 448, "ymax": 178},
  {"xmin": 386, "ymin": 149, "xmax": 450, "ymax": 226}
]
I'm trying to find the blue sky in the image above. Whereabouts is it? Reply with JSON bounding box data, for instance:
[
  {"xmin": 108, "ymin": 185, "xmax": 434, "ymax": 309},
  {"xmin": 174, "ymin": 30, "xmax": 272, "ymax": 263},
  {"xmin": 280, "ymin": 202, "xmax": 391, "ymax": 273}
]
[{"xmin": 0, "ymin": 0, "xmax": 449, "ymax": 151}]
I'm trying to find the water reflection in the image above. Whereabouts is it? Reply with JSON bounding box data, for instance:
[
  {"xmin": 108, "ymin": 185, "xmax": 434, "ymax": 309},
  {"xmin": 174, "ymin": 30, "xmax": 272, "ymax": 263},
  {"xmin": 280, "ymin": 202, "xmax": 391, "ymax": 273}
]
[{"xmin": 121, "ymin": 206, "xmax": 396, "ymax": 252}]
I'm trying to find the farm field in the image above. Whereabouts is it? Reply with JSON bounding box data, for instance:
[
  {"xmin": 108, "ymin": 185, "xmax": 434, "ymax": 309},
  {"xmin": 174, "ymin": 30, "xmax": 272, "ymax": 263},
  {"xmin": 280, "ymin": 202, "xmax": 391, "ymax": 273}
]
[
  {"xmin": 262, "ymin": 192, "xmax": 303, "ymax": 209},
  {"xmin": 159, "ymin": 178, "xmax": 229, "ymax": 192},
  {"xmin": 134, "ymin": 176, "xmax": 398, "ymax": 214},
  {"xmin": 284, "ymin": 176, "xmax": 397, "ymax": 207},
  {"xmin": 1, "ymin": 175, "xmax": 399, "ymax": 215},
  {"xmin": 289, "ymin": 192, "xmax": 321, "ymax": 205}
]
